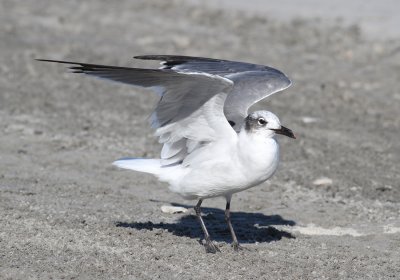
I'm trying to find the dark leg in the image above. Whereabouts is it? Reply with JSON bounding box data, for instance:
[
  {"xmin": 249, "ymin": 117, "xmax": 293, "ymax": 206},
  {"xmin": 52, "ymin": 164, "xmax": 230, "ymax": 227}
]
[
  {"xmin": 194, "ymin": 199, "xmax": 220, "ymax": 253},
  {"xmin": 225, "ymin": 197, "xmax": 244, "ymax": 251}
]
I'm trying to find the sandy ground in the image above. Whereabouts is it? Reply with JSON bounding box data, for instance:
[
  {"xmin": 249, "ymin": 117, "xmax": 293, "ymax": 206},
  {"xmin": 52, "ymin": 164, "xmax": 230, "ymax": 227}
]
[
  {"xmin": 1, "ymin": 0, "xmax": 400, "ymax": 279},
  {"xmin": 196, "ymin": 0, "xmax": 400, "ymax": 39}
]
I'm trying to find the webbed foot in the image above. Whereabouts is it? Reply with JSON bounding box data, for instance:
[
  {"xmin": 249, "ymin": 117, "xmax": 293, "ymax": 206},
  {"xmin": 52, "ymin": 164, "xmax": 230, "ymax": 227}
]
[{"xmin": 204, "ymin": 238, "xmax": 220, "ymax": 253}]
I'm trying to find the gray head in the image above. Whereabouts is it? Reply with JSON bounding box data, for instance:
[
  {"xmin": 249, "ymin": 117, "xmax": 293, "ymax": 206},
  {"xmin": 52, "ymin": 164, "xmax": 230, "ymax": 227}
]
[{"xmin": 244, "ymin": 111, "xmax": 296, "ymax": 139}]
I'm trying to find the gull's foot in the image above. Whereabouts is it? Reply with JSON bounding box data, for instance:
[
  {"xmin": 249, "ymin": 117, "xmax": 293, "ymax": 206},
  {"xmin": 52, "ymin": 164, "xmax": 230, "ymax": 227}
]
[
  {"xmin": 232, "ymin": 241, "xmax": 246, "ymax": 252},
  {"xmin": 204, "ymin": 238, "xmax": 220, "ymax": 254}
]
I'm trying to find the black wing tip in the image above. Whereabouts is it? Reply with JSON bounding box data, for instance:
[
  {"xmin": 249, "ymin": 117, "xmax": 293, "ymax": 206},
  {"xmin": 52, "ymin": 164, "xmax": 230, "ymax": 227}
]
[
  {"xmin": 35, "ymin": 58, "xmax": 53, "ymax": 62},
  {"xmin": 134, "ymin": 55, "xmax": 221, "ymax": 62},
  {"xmin": 35, "ymin": 59, "xmax": 94, "ymax": 73},
  {"xmin": 35, "ymin": 59, "xmax": 138, "ymax": 73},
  {"xmin": 35, "ymin": 58, "xmax": 81, "ymax": 65},
  {"xmin": 134, "ymin": 55, "xmax": 225, "ymax": 70}
]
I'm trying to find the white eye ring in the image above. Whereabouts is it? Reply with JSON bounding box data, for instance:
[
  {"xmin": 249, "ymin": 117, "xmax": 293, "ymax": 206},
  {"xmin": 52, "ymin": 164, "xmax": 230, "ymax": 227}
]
[{"xmin": 258, "ymin": 118, "xmax": 267, "ymax": 125}]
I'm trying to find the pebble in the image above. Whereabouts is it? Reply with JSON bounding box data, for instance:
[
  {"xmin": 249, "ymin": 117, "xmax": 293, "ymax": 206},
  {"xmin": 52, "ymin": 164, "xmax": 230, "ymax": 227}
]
[
  {"xmin": 160, "ymin": 205, "xmax": 188, "ymax": 214},
  {"xmin": 313, "ymin": 177, "xmax": 333, "ymax": 186}
]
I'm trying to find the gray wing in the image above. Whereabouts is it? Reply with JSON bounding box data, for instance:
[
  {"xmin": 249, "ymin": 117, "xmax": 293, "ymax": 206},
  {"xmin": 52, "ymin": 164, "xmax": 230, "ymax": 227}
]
[
  {"xmin": 37, "ymin": 59, "xmax": 235, "ymax": 165},
  {"xmin": 135, "ymin": 55, "xmax": 268, "ymax": 75},
  {"xmin": 223, "ymin": 70, "xmax": 291, "ymax": 129},
  {"xmin": 135, "ymin": 55, "xmax": 291, "ymax": 130}
]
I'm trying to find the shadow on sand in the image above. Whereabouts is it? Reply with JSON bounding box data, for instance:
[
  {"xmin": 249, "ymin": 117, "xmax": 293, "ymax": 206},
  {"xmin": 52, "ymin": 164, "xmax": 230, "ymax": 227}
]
[{"xmin": 116, "ymin": 202, "xmax": 296, "ymax": 244}]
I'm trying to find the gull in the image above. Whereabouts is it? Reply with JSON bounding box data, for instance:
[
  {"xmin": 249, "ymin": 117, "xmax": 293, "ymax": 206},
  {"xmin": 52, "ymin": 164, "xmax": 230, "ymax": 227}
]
[{"xmin": 38, "ymin": 55, "xmax": 296, "ymax": 253}]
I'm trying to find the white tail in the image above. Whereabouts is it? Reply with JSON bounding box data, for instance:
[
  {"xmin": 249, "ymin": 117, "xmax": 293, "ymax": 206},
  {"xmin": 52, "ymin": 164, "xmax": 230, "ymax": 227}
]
[{"xmin": 113, "ymin": 158, "xmax": 162, "ymax": 175}]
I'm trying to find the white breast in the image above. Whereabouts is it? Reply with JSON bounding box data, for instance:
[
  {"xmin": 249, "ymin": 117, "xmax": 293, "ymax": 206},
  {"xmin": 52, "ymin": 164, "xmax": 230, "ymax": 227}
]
[
  {"xmin": 236, "ymin": 131, "xmax": 280, "ymax": 186},
  {"xmin": 167, "ymin": 130, "xmax": 280, "ymax": 200}
]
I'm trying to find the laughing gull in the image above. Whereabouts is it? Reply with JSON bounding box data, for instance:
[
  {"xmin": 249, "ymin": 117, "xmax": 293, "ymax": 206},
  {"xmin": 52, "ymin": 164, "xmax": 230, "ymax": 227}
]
[{"xmin": 38, "ymin": 55, "xmax": 295, "ymax": 253}]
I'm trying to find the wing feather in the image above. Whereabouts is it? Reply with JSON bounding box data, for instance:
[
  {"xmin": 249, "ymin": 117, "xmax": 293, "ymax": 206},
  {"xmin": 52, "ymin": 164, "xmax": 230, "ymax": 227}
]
[
  {"xmin": 134, "ymin": 55, "xmax": 291, "ymax": 130},
  {"xmin": 38, "ymin": 59, "xmax": 235, "ymax": 165}
]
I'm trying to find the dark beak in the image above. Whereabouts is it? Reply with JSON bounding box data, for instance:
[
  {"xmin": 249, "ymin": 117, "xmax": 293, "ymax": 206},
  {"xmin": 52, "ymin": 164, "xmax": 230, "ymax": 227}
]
[{"xmin": 272, "ymin": 125, "xmax": 296, "ymax": 139}]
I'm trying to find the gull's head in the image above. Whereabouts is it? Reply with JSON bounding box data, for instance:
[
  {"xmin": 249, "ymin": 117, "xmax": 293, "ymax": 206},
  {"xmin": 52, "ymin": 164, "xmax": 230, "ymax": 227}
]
[{"xmin": 243, "ymin": 111, "xmax": 296, "ymax": 139}]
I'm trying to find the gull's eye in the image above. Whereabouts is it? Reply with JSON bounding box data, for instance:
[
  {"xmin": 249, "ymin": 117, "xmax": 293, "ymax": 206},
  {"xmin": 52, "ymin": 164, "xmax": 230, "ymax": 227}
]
[{"xmin": 258, "ymin": 118, "xmax": 267, "ymax": 125}]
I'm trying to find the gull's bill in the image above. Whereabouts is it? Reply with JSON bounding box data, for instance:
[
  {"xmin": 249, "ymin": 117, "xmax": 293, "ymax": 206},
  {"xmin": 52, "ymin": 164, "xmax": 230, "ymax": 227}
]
[{"xmin": 271, "ymin": 125, "xmax": 296, "ymax": 139}]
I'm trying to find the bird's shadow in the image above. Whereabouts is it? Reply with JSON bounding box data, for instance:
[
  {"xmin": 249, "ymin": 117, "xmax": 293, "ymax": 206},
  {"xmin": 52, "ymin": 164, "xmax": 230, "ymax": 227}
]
[{"xmin": 116, "ymin": 202, "xmax": 296, "ymax": 244}]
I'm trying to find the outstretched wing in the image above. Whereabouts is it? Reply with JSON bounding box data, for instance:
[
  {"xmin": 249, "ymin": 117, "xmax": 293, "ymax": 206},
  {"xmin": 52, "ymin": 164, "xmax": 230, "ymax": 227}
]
[
  {"xmin": 135, "ymin": 55, "xmax": 268, "ymax": 75},
  {"xmin": 37, "ymin": 59, "xmax": 235, "ymax": 165},
  {"xmin": 135, "ymin": 55, "xmax": 291, "ymax": 130}
]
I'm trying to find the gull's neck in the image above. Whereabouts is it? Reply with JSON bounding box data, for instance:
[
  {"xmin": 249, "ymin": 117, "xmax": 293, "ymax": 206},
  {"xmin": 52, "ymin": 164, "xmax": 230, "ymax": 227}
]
[{"xmin": 237, "ymin": 129, "xmax": 279, "ymax": 170}]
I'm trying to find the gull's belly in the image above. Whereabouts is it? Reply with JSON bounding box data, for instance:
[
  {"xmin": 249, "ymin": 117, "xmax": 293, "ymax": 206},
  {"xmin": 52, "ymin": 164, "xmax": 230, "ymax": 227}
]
[{"xmin": 174, "ymin": 138, "xmax": 280, "ymax": 199}]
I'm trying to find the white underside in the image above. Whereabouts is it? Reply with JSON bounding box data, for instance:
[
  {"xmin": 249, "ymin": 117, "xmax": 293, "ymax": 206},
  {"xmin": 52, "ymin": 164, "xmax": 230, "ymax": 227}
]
[{"xmin": 113, "ymin": 130, "xmax": 280, "ymax": 200}]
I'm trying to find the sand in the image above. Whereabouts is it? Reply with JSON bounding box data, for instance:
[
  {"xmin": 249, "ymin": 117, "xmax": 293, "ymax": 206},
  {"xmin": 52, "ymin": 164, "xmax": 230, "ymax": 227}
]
[{"xmin": 1, "ymin": 1, "xmax": 399, "ymax": 279}]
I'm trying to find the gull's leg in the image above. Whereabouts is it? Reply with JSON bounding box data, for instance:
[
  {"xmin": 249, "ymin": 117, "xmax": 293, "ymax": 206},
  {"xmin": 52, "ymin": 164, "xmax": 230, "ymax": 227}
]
[
  {"xmin": 225, "ymin": 197, "xmax": 244, "ymax": 251},
  {"xmin": 194, "ymin": 199, "xmax": 220, "ymax": 253}
]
